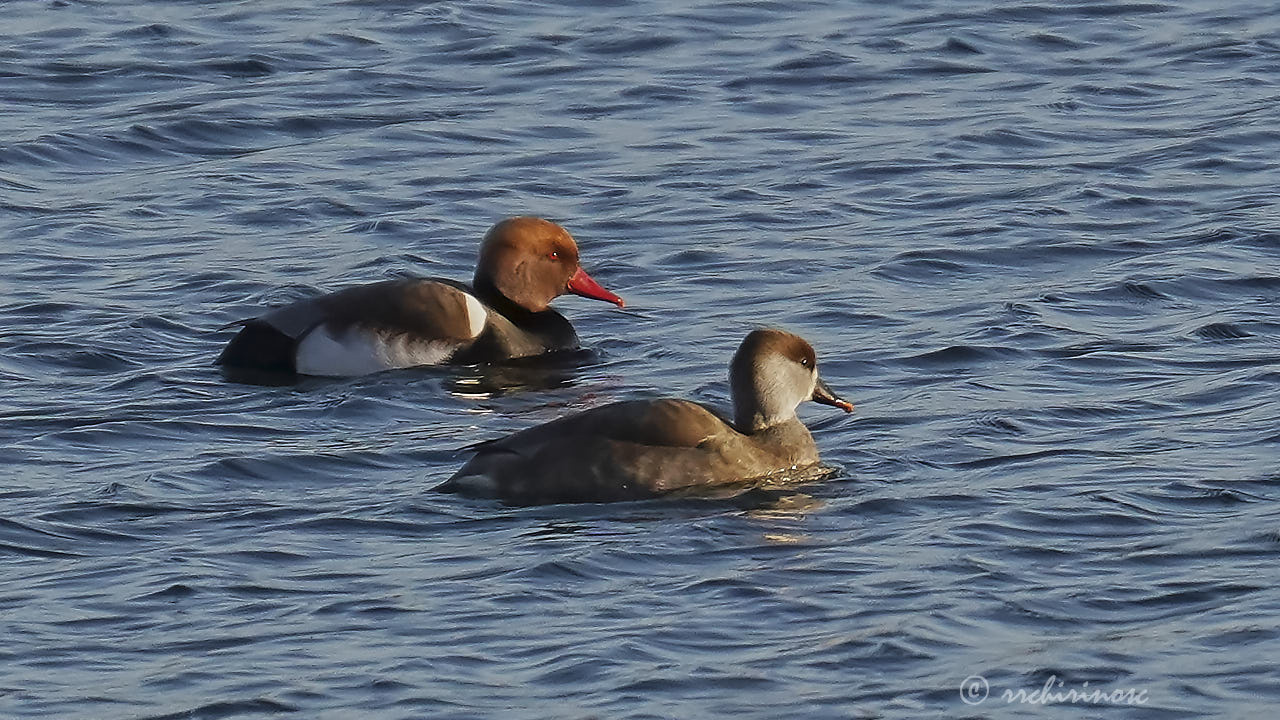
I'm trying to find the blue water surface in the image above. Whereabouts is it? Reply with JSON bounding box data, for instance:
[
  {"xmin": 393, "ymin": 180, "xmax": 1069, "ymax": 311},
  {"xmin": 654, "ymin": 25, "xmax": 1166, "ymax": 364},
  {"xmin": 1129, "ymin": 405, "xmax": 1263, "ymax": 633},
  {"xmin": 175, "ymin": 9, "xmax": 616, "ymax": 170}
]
[{"xmin": 2, "ymin": 1, "xmax": 1278, "ymax": 717}]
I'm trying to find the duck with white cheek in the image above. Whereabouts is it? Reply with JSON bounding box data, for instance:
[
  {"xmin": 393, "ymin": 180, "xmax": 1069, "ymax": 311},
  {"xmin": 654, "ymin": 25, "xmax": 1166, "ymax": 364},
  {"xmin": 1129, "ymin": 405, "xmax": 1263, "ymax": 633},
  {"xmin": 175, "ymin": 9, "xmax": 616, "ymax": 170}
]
[
  {"xmin": 437, "ymin": 329, "xmax": 854, "ymax": 505},
  {"xmin": 217, "ymin": 217, "xmax": 624, "ymax": 377}
]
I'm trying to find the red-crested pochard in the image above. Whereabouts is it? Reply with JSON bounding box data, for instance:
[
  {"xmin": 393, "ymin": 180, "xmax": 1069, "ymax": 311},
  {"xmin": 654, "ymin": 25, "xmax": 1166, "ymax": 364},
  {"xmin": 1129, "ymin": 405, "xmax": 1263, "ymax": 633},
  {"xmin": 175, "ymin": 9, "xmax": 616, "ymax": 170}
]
[
  {"xmin": 217, "ymin": 217, "xmax": 624, "ymax": 376},
  {"xmin": 436, "ymin": 329, "xmax": 854, "ymax": 504}
]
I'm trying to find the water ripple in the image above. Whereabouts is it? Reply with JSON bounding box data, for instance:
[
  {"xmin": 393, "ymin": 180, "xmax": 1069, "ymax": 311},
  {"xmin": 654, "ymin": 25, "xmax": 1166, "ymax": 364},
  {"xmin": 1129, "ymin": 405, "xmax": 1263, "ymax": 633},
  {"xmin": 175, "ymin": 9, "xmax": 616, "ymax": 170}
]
[{"xmin": 3, "ymin": 0, "xmax": 1279, "ymax": 717}]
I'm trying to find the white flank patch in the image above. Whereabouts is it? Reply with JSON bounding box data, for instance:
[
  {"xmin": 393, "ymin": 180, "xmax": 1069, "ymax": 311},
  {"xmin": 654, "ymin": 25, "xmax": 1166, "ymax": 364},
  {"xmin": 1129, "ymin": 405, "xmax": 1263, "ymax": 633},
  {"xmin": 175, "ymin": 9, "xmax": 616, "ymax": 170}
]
[
  {"xmin": 380, "ymin": 333, "xmax": 457, "ymax": 368},
  {"xmin": 295, "ymin": 325, "xmax": 456, "ymax": 377},
  {"xmin": 461, "ymin": 292, "xmax": 488, "ymax": 338},
  {"xmin": 445, "ymin": 472, "xmax": 498, "ymax": 496}
]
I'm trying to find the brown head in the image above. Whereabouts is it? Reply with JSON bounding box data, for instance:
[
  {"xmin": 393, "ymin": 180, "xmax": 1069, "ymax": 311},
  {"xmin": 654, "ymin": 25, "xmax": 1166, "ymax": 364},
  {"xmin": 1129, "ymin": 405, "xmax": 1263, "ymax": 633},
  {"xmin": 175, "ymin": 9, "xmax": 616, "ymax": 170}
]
[
  {"xmin": 474, "ymin": 217, "xmax": 624, "ymax": 312},
  {"xmin": 729, "ymin": 328, "xmax": 854, "ymax": 432}
]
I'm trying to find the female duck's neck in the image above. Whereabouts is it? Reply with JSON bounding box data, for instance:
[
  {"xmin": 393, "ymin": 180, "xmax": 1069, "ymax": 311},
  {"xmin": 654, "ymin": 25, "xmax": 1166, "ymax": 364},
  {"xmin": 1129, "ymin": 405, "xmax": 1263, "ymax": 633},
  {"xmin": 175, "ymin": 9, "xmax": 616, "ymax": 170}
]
[{"xmin": 734, "ymin": 405, "xmax": 796, "ymax": 435}]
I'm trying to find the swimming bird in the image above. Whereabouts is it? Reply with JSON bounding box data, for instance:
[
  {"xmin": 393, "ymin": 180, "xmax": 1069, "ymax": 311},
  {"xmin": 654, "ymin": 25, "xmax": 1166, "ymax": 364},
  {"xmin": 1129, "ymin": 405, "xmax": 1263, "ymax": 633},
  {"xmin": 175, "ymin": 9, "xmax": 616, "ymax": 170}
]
[
  {"xmin": 437, "ymin": 328, "xmax": 854, "ymax": 504},
  {"xmin": 217, "ymin": 217, "xmax": 624, "ymax": 376}
]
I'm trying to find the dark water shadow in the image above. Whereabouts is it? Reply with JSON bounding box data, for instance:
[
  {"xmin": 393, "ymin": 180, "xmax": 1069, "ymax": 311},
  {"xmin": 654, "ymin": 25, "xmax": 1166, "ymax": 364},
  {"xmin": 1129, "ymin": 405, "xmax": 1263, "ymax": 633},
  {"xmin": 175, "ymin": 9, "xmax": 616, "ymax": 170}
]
[{"xmin": 443, "ymin": 348, "xmax": 600, "ymax": 399}]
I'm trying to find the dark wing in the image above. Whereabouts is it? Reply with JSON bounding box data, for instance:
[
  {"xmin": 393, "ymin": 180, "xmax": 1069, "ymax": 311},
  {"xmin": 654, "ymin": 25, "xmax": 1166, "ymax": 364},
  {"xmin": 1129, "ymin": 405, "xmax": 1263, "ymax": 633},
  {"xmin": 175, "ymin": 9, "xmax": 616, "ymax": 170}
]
[
  {"xmin": 443, "ymin": 400, "xmax": 744, "ymax": 503},
  {"xmin": 475, "ymin": 399, "xmax": 732, "ymax": 459},
  {"xmin": 259, "ymin": 278, "xmax": 481, "ymax": 342}
]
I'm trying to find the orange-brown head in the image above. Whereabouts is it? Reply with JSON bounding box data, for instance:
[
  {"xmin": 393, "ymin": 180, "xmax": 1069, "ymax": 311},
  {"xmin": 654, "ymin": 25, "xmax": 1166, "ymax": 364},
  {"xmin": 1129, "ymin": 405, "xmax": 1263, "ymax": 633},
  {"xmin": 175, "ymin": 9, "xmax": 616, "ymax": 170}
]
[{"xmin": 474, "ymin": 217, "xmax": 623, "ymax": 312}]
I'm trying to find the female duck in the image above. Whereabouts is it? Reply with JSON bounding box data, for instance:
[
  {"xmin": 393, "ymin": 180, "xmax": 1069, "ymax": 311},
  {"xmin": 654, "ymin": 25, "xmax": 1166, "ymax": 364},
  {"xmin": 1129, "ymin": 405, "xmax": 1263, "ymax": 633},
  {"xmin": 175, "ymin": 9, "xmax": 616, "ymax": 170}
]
[{"xmin": 438, "ymin": 329, "xmax": 854, "ymax": 504}]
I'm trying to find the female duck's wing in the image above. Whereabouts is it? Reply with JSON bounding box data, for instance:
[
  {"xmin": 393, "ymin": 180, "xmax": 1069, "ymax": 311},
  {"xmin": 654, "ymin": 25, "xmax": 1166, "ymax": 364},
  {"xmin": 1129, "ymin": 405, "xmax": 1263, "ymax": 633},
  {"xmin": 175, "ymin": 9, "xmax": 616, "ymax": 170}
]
[{"xmin": 439, "ymin": 399, "xmax": 745, "ymax": 504}]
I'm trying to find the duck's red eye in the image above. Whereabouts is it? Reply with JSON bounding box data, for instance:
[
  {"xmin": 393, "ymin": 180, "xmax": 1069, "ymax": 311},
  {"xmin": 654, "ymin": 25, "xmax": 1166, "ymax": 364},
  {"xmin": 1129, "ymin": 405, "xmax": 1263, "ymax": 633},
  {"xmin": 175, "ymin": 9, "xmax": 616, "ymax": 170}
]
[{"xmin": 548, "ymin": 251, "xmax": 560, "ymax": 260}]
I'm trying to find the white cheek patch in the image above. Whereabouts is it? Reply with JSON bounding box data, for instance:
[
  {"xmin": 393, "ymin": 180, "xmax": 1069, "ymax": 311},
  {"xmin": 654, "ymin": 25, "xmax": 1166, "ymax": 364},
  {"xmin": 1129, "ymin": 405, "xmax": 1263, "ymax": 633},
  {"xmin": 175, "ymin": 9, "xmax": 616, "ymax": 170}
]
[
  {"xmin": 754, "ymin": 354, "xmax": 815, "ymax": 422},
  {"xmin": 461, "ymin": 292, "xmax": 488, "ymax": 338},
  {"xmin": 295, "ymin": 325, "xmax": 458, "ymax": 377}
]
